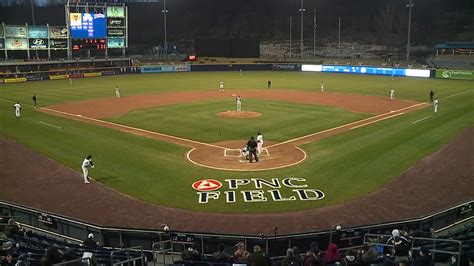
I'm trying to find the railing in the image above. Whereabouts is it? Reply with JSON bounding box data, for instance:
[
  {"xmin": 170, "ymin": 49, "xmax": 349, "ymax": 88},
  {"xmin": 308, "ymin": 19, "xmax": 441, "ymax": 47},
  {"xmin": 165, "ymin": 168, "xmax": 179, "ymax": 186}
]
[
  {"xmin": 363, "ymin": 233, "xmax": 462, "ymax": 266},
  {"xmin": 111, "ymin": 246, "xmax": 145, "ymax": 266},
  {"xmin": 53, "ymin": 257, "xmax": 91, "ymax": 265},
  {"xmin": 152, "ymin": 240, "xmax": 174, "ymax": 266}
]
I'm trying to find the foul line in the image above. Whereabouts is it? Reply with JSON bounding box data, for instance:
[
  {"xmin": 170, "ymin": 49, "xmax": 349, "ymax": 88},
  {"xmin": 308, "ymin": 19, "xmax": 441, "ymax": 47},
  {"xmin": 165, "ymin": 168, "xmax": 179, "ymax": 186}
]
[
  {"xmin": 351, "ymin": 112, "xmax": 404, "ymax": 130},
  {"xmin": 186, "ymin": 146, "xmax": 307, "ymax": 172},
  {"xmin": 40, "ymin": 107, "xmax": 229, "ymax": 150},
  {"xmin": 267, "ymin": 102, "xmax": 427, "ymax": 149},
  {"xmin": 439, "ymin": 90, "xmax": 473, "ymax": 100},
  {"xmin": 412, "ymin": 116, "xmax": 431, "ymax": 124},
  {"xmin": 38, "ymin": 121, "xmax": 62, "ymax": 129}
]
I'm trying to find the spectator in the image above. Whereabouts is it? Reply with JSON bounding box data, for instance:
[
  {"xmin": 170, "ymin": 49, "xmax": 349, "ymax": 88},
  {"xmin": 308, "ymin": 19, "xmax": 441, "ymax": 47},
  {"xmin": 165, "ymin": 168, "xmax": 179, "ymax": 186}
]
[
  {"xmin": 340, "ymin": 249, "xmax": 360, "ymax": 266},
  {"xmin": 0, "ymin": 253, "xmax": 13, "ymax": 266},
  {"xmin": 358, "ymin": 244, "xmax": 379, "ymax": 263},
  {"xmin": 213, "ymin": 243, "xmax": 231, "ymax": 262},
  {"xmin": 282, "ymin": 248, "xmax": 301, "ymax": 266},
  {"xmin": 386, "ymin": 229, "xmax": 411, "ymax": 266},
  {"xmin": 411, "ymin": 227, "xmax": 434, "ymax": 238},
  {"xmin": 304, "ymin": 242, "xmax": 322, "ymax": 266},
  {"xmin": 322, "ymin": 243, "xmax": 341, "ymax": 264},
  {"xmin": 40, "ymin": 246, "xmax": 63, "ymax": 266},
  {"xmin": 413, "ymin": 247, "xmax": 432, "ymax": 266},
  {"xmin": 181, "ymin": 242, "xmax": 200, "ymax": 261},
  {"xmin": 234, "ymin": 241, "xmax": 250, "ymax": 264},
  {"xmin": 292, "ymin": 246, "xmax": 304, "ymax": 265},
  {"xmin": 5, "ymin": 219, "xmax": 24, "ymax": 236},
  {"xmin": 248, "ymin": 245, "xmax": 271, "ymax": 266},
  {"xmin": 83, "ymin": 233, "xmax": 98, "ymax": 248},
  {"xmin": 468, "ymin": 256, "xmax": 474, "ymax": 266}
]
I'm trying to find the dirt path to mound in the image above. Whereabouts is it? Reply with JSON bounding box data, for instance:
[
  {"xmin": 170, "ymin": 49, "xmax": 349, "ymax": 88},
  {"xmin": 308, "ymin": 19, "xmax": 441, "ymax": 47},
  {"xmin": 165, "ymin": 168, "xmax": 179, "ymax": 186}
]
[
  {"xmin": 46, "ymin": 90, "xmax": 419, "ymax": 119},
  {"xmin": 1, "ymin": 126, "xmax": 473, "ymax": 235},
  {"xmin": 41, "ymin": 91, "xmax": 425, "ymax": 171}
]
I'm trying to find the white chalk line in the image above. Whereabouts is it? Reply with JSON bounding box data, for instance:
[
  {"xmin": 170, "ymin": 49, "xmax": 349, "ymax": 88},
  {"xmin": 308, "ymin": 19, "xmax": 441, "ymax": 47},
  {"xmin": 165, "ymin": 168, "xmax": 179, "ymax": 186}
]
[
  {"xmin": 412, "ymin": 116, "xmax": 431, "ymax": 124},
  {"xmin": 38, "ymin": 121, "xmax": 62, "ymax": 129},
  {"xmin": 351, "ymin": 112, "xmax": 405, "ymax": 130},
  {"xmin": 439, "ymin": 90, "xmax": 473, "ymax": 100},
  {"xmin": 40, "ymin": 107, "xmax": 229, "ymax": 150}
]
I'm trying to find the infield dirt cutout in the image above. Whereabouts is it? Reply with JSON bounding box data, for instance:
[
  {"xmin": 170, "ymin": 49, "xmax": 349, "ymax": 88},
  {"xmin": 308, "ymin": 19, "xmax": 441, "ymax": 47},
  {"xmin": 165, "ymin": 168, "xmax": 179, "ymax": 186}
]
[{"xmin": 41, "ymin": 90, "xmax": 426, "ymax": 171}]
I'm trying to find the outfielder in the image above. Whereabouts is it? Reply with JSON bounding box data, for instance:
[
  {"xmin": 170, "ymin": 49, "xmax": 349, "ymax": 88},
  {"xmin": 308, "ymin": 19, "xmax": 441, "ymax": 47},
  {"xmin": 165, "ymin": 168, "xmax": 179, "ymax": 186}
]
[
  {"xmin": 389, "ymin": 88, "xmax": 395, "ymax": 100},
  {"xmin": 256, "ymin": 131, "xmax": 264, "ymax": 155},
  {"xmin": 236, "ymin": 96, "xmax": 242, "ymax": 112},
  {"xmin": 219, "ymin": 81, "xmax": 224, "ymax": 91},
  {"xmin": 320, "ymin": 81, "xmax": 325, "ymax": 93},
  {"xmin": 115, "ymin": 86, "xmax": 121, "ymax": 98},
  {"xmin": 13, "ymin": 102, "xmax": 21, "ymax": 118},
  {"xmin": 81, "ymin": 154, "xmax": 94, "ymax": 184}
]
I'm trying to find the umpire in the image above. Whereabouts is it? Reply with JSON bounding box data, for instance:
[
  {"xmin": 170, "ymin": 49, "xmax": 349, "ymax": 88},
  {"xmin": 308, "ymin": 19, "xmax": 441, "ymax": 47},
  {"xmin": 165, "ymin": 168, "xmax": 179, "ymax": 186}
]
[{"xmin": 247, "ymin": 136, "xmax": 259, "ymax": 163}]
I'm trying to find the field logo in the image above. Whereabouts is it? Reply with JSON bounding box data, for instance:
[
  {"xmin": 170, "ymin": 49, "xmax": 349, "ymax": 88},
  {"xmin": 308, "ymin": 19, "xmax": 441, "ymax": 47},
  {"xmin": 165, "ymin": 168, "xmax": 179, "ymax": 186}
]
[
  {"xmin": 442, "ymin": 70, "xmax": 452, "ymax": 79},
  {"xmin": 192, "ymin": 179, "xmax": 222, "ymax": 191},
  {"xmin": 193, "ymin": 177, "xmax": 325, "ymax": 204}
]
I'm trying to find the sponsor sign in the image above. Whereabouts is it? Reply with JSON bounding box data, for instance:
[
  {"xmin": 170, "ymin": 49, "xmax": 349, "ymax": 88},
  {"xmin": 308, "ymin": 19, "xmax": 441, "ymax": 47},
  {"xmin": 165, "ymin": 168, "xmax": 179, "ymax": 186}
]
[
  {"xmin": 83, "ymin": 72, "xmax": 102, "ymax": 78},
  {"xmin": 107, "ymin": 28, "xmax": 124, "ymax": 37},
  {"xmin": 435, "ymin": 69, "xmax": 474, "ymax": 80},
  {"xmin": 108, "ymin": 38, "xmax": 125, "ymax": 48},
  {"xmin": 29, "ymin": 38, "xmax": 48, "ymax": 49},
  {"xmin": 107, "ymin": 6, "xmax": 125, "ymax": 18},
  {"xmin": 0, "ymin": 39, "xmax": 4, "ymax": 50},
  {"xmin": 175, "ymin": 64, "xmax": 191, "ymax": 72},
  {"xmin": 102, "ymin": 70, "xmax": 116, "ymax": 76},
  {"xmin": 49, "ymin": 74, "xmax": 69, "ymax": 80},
  {"xmin": 50, "ymin": 39, "xmax": 68, "ymax": 49},
  {"xmin": 0, "ymin": 25, "xmax": 3, "ymax": 37},
  {"xmin": 5, "ymin": 38, "xmax": 28, "ymax": 50},
  {"xmin": 49, "ymin": 26, "xmax": 68, "ymax": 38},
  {"xmin": 5, "ymin": 26, "xmax": 27, "ymax": 38},
  {"xmin": 193, "ymin": 177, "xmax": 325, "ymax": 204},
  {"xmin": 302, "ymin": 64, "xmax": 323, "ymax": 72},
  {"xmin": 4, "ymin": 78, "xmax": 27, "ymax": 83},
  {"xmin": 141, "ymin": 65, "xmax": 174, "ymax": 73},
  {"xmin": 28, "ymin": 26, "xmax": 48, "ymax": 38},
  {"xmin": 26, "ymin": 76, "xmax": 44, "ymax": 81},
  {"xmin": 107, "ymin": 18, "xmax": 124, "ymax": 27},
  {"xmin": 274, "ymin": 64, "xmax": 299, "ymax": 71}
]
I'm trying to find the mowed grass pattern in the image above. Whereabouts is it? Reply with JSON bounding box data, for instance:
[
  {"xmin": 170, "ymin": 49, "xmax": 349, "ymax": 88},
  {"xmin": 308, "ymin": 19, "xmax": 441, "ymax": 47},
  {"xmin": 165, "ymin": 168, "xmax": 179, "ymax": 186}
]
[
  {"xmin": 107, "ymin": 99, "xmax": 368, "ymax": 143},
  {"xmin": 0, "ymin": 71, "xmax": 473, "ymax": 212}
]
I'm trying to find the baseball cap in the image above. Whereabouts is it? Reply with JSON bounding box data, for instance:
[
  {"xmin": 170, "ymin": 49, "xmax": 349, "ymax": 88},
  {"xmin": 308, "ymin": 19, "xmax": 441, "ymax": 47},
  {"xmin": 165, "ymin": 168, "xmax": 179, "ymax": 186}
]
[
  {"xmin": 392, "ymin": 229, "xmax": 400, "ymax": 237},
  {"xmin": 88, "ymin": 233, "xmax": 94, "ymax": 239}
]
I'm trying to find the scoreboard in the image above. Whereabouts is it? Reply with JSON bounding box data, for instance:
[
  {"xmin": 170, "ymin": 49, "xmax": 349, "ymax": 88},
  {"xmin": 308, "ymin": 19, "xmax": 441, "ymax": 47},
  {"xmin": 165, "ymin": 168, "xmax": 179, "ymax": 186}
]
[{"xmin": 72, "ymin": 39, "xmax": 107, "ymax": 50}]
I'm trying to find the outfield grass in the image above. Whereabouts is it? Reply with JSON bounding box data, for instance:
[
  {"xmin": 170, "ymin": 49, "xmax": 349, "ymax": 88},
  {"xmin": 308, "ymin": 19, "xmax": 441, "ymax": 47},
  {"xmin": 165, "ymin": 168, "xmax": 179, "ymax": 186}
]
[
  {"xmin": 106, "ymin": 99, "xmax": 368, "ymax": 142},
  {"xmin": 0, "ymin": 72, "xmax": 473, "ymax": 213}
]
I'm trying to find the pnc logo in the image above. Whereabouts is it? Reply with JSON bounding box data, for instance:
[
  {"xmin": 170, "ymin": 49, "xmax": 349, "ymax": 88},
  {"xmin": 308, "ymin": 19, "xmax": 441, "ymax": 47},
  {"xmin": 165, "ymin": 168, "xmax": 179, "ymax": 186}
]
[{"xmin": 192, "ymin": 179, "xmax": 222, "ymax": 192}]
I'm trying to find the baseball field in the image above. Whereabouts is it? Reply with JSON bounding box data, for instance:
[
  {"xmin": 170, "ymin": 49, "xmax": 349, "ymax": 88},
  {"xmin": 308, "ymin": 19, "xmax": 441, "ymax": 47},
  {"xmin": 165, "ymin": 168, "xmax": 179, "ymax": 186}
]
[{"xmin": 1, "ymin": 71, "xmax": 473, "ymax": 215}]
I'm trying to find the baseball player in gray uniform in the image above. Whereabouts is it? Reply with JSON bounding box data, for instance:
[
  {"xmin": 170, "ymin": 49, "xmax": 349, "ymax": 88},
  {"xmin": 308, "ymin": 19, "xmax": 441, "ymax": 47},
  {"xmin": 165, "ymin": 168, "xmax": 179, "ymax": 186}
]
[
  {"xmin": 236, "ymin": 96, "xmax": 242, "ymax": 112},
  {"xmin": 433, "ymin": 99, "xmax": 439, "ymax": 113},
  {"xmin": 81, "ymin": 154, "xmax": 94, "ymax": 184},
  {"xmin": 389, "ymin": 88, "xmax": 395, "ymax": 100}
]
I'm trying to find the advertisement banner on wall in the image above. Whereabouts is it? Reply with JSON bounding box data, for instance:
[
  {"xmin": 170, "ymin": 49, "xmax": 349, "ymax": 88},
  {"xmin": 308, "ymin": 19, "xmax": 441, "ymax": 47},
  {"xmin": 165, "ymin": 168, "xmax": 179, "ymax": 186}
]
[
  {"xmin": 49, "ymin": 27, "xmax": 68, "ymax": 38},
  {"xmin": 4, "ymin": 78, "xmax": 27, "ymax": 83},
  {"xmin": 50, "ymin": 39, "xmax": 68, "ymax": 49},
  {"xmin": 107, "ymin": 18, "xmax": 124, "ymax": 27},
  {"xmin": 5, "ymin": 26, "xmax": 27, "ymax": 38},
  {"xmin": 28, "ymin": 26, "xmax": 48, "ymax": 38},
  {"xmin": 5, "ymin": 38, "xmax": 28, "ymax": 50},
  {"xmin": 107, "ymin": 6, "xmax": 125, "ymax": 18},
  {"xmin": 435, "ymin": 69, "xmax": 474, "ymax": 80},
  {"xmin": 49, "ymin": 74, "xmax": 69, "ymax": 80},
  {"xmin": 107, "ymin": 38, "xmax": 124, "ymax": 48},
  {"xmin": 0, "ymin": 39, "xmax": 4, "ymax": 50},
  {"xmin": 29, "ymin": 38, "xmax": 48, "ymax": 49},
  {"xmin": 107, "ymin": 28, "xmax": 124, "ymax": 37}
]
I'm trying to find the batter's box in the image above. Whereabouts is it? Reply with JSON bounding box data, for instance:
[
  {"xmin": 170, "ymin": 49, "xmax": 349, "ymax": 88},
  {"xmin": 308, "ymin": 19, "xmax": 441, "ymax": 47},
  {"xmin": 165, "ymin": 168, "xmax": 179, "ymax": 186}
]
[{"xmin": 224, "ymin": 148, "xmax": 270, "ymax": 158}]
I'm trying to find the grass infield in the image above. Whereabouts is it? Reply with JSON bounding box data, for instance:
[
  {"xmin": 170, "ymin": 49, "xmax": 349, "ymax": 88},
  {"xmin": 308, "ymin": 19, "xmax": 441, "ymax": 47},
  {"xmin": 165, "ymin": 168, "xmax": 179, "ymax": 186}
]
[{"xmin": 0, "ymin": 71, "xmax": 473, "ymax": 213}]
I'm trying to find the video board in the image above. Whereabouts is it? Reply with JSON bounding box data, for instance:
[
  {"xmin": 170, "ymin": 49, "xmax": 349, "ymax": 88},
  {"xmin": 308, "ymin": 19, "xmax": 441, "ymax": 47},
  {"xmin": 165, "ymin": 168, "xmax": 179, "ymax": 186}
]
[{"xmin": 70, "ymin": 12, "xmax": 106, "ymax": 38}]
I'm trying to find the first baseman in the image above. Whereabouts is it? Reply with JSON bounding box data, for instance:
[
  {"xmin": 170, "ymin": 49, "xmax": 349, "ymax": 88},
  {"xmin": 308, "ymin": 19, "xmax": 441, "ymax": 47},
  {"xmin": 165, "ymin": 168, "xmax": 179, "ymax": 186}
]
[
  {"xmin": 81, "ymin": 154, "xmax": 95, "ymax": 184},
  {"xmin": 13, "ymin": 102, "xmax": 21, "ymax": 118},
  {"xmin": 389, "ymin": 88, "xmax": 395, "ymax": 100},
  {"xmin": 115, "ymin": 86, "xmax": 121, "ymax": 98}
]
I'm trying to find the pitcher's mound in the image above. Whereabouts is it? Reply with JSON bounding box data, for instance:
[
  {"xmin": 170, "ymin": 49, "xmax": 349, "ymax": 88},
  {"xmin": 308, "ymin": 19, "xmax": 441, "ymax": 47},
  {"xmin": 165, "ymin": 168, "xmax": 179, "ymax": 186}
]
[{"xmin": 217, "ymin": 111, "xmax": 262, "ymax": 119}]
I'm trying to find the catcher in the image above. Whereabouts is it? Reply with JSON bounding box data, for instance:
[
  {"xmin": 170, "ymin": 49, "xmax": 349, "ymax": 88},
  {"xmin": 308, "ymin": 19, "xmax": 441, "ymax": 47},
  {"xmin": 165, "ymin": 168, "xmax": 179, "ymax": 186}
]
[{"xmin": 241, "ymin": 145, "xmax": 250, "ymax": 160}]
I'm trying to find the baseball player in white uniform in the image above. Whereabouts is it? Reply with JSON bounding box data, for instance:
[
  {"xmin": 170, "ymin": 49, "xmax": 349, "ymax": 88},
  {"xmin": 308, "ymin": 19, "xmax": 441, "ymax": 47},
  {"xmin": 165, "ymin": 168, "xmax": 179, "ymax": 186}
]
[
  {"xmin": 13, "ymin": 102, "xmax": 21, "ymax": 118},
  {"xmin": 256, "ymin": 132, "xmax": 263, "ymax": 155},
  {"xmin": 389, "ymin": 88, "xmax": 395, "ymax": 100},
  {"xmin": 320, "ymin": 81, "xmax": 325, "ymax": 93},
  {"xmin": 115, "ymin": 86, "xmax": 121, "ymax": 98},
  {"xmin": 236, "ymin": 96, "xmax": 242, "ymax": 112},
  {"xmin": 219, "ymin": 81, "xmax": 224, "ymax": 91},
  {"xmin": 81, "ymin": 154, "xmax": 94, "ymax": 184},
  {"xmin": 69, "ymin": 77, "xmax": 73, "ymax": 85},
  {"xmin": 241, "ymin": 145, "xmax": 249, "ymax": 160},
  {"xmin": 433, "ymin": 99, "xmax": 439, "ymax": 113}
]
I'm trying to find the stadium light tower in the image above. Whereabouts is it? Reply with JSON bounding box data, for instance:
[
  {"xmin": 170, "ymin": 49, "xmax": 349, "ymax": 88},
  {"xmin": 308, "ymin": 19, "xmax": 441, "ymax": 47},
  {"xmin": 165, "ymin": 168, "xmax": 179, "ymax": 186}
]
[
  {"xmin": 162, "ymin": 0, "xmax": 168, "ymax": 58},
  {"xmin": 289, "ymin": 16, "xmax": 292, "ymax": 59},
  {"xmin": 299, "ymin": 0, "xmax": 305, "ymax": 59},
  {"xmin": 406, "ymin": 0, "xmax": 414, "ymax": 61}
]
